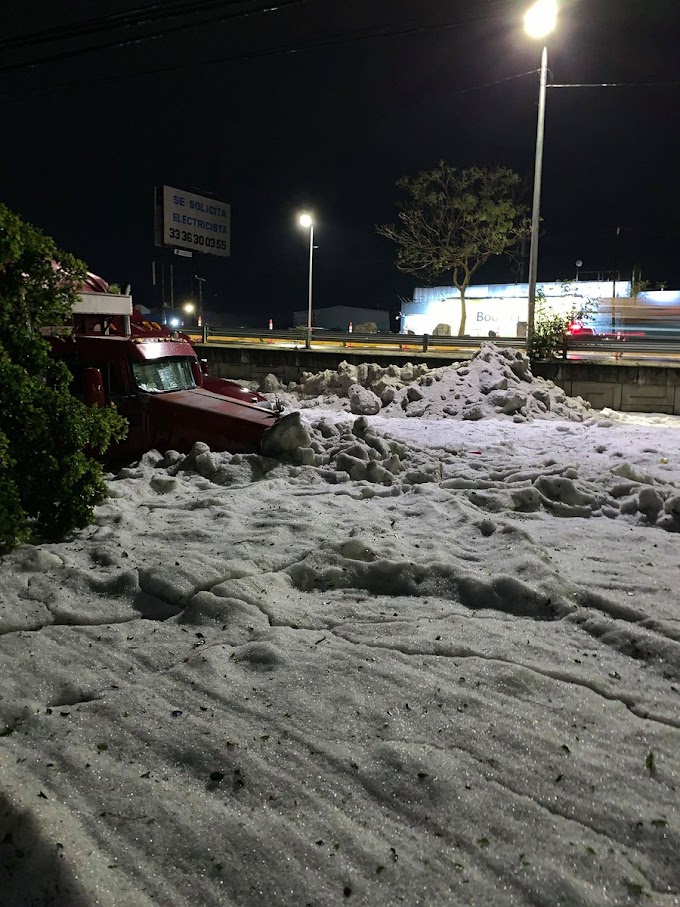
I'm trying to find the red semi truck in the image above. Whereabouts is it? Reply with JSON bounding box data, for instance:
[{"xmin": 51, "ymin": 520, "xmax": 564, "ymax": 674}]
[
  {"xmin": 48, "ymin": 285, "xmax": 280, "ymax": 461},
  {"xmin": 102, "ymin": 306, "xmax": 277, "ymax": 410}
]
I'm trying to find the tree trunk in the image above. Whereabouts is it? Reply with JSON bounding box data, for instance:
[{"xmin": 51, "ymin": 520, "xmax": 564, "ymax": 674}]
[{"xmin": 457, "ymin": 287, "xmax": 467, "ymax": 336}]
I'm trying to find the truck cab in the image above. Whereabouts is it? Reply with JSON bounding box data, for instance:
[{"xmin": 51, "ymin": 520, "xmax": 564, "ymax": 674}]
[{"xmin": 49, "ymin": 290, "xmax": 279, "ymax": 461}]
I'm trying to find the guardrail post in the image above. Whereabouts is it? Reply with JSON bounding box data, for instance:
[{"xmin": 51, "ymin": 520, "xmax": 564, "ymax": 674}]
[
  {"xmin": 422, "ymin": 333, "xmax": 430, "ymax": 352},
  {"xmin": 202, "ymin": 324, "xmax": 208, "ymax": 343},
  {"xmin": 562, "ymin": 336, "xmax": 567, "ymax": 360}
]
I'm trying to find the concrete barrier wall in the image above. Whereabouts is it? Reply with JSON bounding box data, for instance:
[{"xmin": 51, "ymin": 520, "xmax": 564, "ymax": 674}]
[
  {"xmin": 197, "ymin": 344, "xmax": 680, "ymax": 415},
  {"xmin": 533, "ymin": 361, "xmax": 680, "ymax": 414},
  {"xmin": 197, "ymin": 345, "xmax": 462, "ymax": 387}
]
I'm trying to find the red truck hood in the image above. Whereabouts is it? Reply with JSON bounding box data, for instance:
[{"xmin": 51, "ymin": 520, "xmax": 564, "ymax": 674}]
[{"xmin": 145, "ymin": 387, "xmax": 279, "ymax": 455}]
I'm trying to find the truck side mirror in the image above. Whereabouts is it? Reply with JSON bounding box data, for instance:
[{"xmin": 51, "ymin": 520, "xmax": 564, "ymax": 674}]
[
  {"xmin": 190, "ymin": 360, "xmax": 203, "ymax": 387},
  {"xmin": 83, "ymin": 367, "xmax": 105, "ymax": 407}
]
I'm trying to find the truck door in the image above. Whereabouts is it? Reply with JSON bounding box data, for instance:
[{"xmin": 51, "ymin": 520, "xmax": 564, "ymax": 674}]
[{"xmin": 104, "ymin": 361, "xmax": 149, "ymax": 461}]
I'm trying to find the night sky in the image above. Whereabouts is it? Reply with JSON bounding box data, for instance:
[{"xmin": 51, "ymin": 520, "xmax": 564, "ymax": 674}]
[{"xmin": 2, "ymin": 0, "xmax": 679, "ymax": 327}]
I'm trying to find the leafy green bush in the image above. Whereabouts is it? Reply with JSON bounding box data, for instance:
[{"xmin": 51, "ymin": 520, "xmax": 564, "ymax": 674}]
[
  {"xmin": 531, "ymin": 297, "xmax": 568, "ymax": 360},
  {"xmin": 0, "ymin": 204, "xmax": 127, "ymax": 551},
  {"xmin": 531, "ymin": 283, "xmax": 596, "ymax": 360},
  {"xmin": 0, "ymin": 430, "xmax": 28, "ymax": 548}
]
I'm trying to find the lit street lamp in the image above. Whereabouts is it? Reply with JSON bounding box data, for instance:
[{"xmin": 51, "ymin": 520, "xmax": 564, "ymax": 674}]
[
  {"xmin": 182, "ymin": 301, "xmax": 195, "ymax": 325},
  {"xmin": 298, "ymin": 212, "xmax": 314, "ymax": 349},
  {"xmin": 524, "ymin": 0, "xmax": 557, "ymax": 355}
]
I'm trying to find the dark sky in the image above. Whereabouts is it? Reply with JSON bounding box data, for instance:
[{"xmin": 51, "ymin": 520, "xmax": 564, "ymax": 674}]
[{"xmin": 2, "ymin": 0, "xmax": 679, "ymax": 327}]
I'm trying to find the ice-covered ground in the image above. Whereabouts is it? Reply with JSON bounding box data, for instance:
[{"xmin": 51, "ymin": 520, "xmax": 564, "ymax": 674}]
[{"xmin": 1, "ymin": 345, "xmax": 679, "ymax": 906}]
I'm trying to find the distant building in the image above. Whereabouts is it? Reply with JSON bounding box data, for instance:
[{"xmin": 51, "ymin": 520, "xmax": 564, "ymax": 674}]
[
  {"xmin": 401, "ymin": 280, "xmax": 635, "ymax": 337},
  {"xmin": 293, "ymin": 305, "xmax": 390, "ymax": 332}
]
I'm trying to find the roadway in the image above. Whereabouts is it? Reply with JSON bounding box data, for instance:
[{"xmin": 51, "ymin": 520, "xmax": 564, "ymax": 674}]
[{"xmin": 184, "ymin": 328, "xmax": 680, "ymax": 365}]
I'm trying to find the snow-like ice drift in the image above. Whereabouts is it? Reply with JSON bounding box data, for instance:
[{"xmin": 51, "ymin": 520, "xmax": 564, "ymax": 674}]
[
  {"xmin": 273, "ymin": 341, "xmax": 595, "ymax": 423},
  {"xmin": 1, "ymin": 343, "xmax": 679, "ymax": 907}
]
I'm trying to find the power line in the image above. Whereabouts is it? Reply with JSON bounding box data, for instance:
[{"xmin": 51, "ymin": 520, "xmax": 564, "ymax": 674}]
[
  {"xmin": 549, "ymin": 81, "xmax": 680, "ymax": 89},
  {"xmin": 0, "ymin": 1, "xmax": 232, "ymax": 52},
  {"xmin": 0, "ymin": 0, "xmax": 307, "ymax": 75},
  {"xmin": 4, "ymin": 0, "xmax": 510, "ymax": 54},
  {"xmin": 457, "ymin": 68, "xmax": 541, "ymax": 94},
  {"xmin": 0, "ymin": 0, "xmax": 287, "ymax": 53},
  {"xmin": 0, "ymin": 10, "xmax": 511, "ymax": 91},
  {"xmin": 0, "ymin": 0, "xmax": 321, "ymax": 55}
]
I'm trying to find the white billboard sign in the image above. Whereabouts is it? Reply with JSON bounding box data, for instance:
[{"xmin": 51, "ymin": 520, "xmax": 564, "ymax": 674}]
[{"xmin": 162, "ymin": 186, "xmax": 230, "ymax": 257}]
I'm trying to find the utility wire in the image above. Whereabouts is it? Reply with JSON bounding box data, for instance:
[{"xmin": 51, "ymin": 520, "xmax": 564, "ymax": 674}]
[
  {"xmin": 549, "ymin": 81, "xmax": 680, "ymax": 88},
  {"xmin": 0, "ymin": 11, "xmax": 511, "ymax": 87},
  {"xmin": 457, "ymin": 68, "xmax": 541, "ymax": 93},
  {"xmin": 0, "ymin": 0, "xmax": 278, "ymax": 53},
  {"xmin": 3, "ymin": 0, "xmax": 509, "ymax": 54},
  {"xmin": 7, "ymin": 5, "xmax": 674, "ymax": 97},
  {"xmin": 0, "ymin": 0, "xmax": 306, "ymax": 75}
]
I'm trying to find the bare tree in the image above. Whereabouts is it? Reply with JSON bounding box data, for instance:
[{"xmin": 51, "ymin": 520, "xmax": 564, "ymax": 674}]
[{"xmin": 377, "ymin": 163, "xmax": 530, "ymax": 335}]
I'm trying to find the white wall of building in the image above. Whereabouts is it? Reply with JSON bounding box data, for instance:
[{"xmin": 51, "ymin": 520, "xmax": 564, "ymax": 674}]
[{"xmin": 401, "ymin": 281, "xmax": 632, "ymax": 336}]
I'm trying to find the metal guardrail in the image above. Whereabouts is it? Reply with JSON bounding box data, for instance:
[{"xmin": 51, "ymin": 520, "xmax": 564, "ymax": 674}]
[
  {"xmin": 188, "ymin": 327, "xmax": 526, "ymax": 353},
  {"xmin": 562, "ymin": 336, "xmax": 680, "ymax": 356},
  {"xmin": 184, "ymin": 327, "xmax": 680, "ymax": 360}
]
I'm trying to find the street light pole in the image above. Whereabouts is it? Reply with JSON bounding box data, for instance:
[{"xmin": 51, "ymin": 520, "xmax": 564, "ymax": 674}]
[
  {"xmin": 306, "ymin": 223, "xmax": 314, "ymax": 349},
  {"xmin": 523, "ymin": 0, "xmax": 557, "ymax": 356},
  {"xmin": 195, "ymin": 275, "xmax": 206, "ymax": 325},
  {"xmin": 298, "ymin": 213, "xmax": 315, "ymax": 349},
  {"xmin": 526, "ymin": 43, "xmax": 549, "ymax": 355}
]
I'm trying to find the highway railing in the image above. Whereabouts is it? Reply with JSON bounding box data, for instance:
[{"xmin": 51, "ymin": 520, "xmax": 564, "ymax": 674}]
[
  {"xmin": 184, "ymin": 327, "xmax": 680, "ymax": 360},
  {"xmin": 188, "ymin": 327, "xmax": 527, "ymax": 353},
  {"xmin": 561, "ymin": 336, "xmax": 680, "ymax": 359}
]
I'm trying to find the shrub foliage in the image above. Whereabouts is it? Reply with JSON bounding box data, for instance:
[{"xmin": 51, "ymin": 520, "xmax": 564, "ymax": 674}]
[
  {"xmin": 531, "ymin": 283, "xmax": 596, "ymax": 360},
  {"xmin": 0, "ymin": 204, "xmax": 127, "ymax": 551}
]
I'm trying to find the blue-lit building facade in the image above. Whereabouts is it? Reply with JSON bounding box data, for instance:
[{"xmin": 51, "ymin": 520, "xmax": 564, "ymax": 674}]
[{"xmin": 400, "ymin": 281, "xmax": 680, "ymax": 337}]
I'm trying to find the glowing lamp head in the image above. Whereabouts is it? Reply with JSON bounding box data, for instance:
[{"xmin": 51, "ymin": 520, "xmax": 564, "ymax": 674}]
[
  {"xmin": 182, "ymin": 302, "xmax": 195, "ymax": 314},
  {"xmin": 524, "ymin": 0, "xmax": 557, "ymax": 38},
  {"xmin": 298, "ymin": 213, "xmax": 313, "ymax": 229},
  {"xmin": 169, "ymin": 317, "xmax": 180, "ymax": 328}
]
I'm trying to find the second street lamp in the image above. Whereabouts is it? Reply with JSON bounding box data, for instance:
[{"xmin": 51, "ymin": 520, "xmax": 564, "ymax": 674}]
[
  {"xmin": 182, "ymin": 301, "xmax": 195, "ymax": 326},
  {"xmin": 298, "ymin": 212, "xmax": 314, "ymax": 349},
  {"xmin": 524, "ymin": 0, "xmax": 558, "ymax": 356}
]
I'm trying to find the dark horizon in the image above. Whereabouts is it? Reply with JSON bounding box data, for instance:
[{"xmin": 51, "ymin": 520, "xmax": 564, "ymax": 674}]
[{"xmin": 2, "ymin": 0, "xmax": 679, "ymax": 328}]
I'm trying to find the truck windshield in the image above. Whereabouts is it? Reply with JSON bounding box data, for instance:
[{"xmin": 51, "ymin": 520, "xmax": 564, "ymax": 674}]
[{"xmin": 132, "ymin": 357, "xmax": 196, "ymax": 393}]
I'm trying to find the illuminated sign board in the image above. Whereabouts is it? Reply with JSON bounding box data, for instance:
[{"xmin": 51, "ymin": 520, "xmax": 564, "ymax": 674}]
[{"xmin": 161, "ymin": 186, "xmax": 230, "ymax": 258}]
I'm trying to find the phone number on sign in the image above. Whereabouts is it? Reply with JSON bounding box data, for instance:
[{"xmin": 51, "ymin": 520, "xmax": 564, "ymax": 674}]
[{"xmin": 167, "ymin": 228, "xmax": 227, "ymax": 251}]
